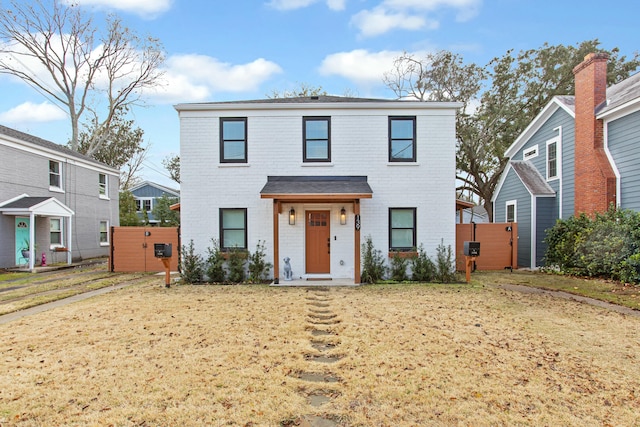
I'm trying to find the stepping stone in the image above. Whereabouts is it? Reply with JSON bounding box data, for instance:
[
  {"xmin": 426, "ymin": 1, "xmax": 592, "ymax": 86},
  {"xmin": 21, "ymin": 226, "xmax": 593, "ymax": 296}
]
[
  {"xmin": 307, "ymin": 318, "xmax": 340, "ymax": 325},
  {"xmin": 308, "ymin": 302, "xmax": 330, "ymax": 308},
  {"xmin": 295, "ymin": 371, "xmax": 340, "ymax": 383},
  {"xmin": 299, "ymin": 415, "xmax": 339, "ymax": 427},
  {"xmin": 308, "ymin": 393, "xmax": 331, "ymax": 407},
  {"xmin": 306, "ymin": 354, "xmax": 342, "ymax": 363},
  {"xmin": 308, "ymin": 308, "xmax": 332, "ymax": 314},
  {"xmin": 307, "ymin": 313, "xmax": 337, "ymax": 320},
  {"xmin": 310, "ymin": 329, "xmax": 336, "ymax": 336},
  {"xmin": 310, "ymin": 341, "xmax": 337, "ymax": 352}
]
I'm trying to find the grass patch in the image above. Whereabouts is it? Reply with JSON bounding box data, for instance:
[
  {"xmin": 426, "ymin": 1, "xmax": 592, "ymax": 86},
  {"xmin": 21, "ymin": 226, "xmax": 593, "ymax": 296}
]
[{"xmin": 1, "ymin": 282, "xmax": 639, "ymax": 425}]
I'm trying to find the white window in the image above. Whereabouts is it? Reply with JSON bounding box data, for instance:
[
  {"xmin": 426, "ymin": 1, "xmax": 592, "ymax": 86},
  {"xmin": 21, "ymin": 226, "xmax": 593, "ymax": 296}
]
[
  {"xmin": 99, "ymin": 173, "xmax": 108, "ymax": 198},
  {"xmin": 506, "ymin": 200, "xmax": 517, "ymax": 223},
  {"xmin": 49, "ymin": 160, "xmax": 63, "ymax": 191},
  {"xmin": 523, "ymin": 145, "xmax": 538, "ymax": 160},
  {"xmin": 136, "ymin": 198, "xmax": 152, "ymax": 212},
  {"xmin": 547, "ymin": 139, "xmax": 558, "ymax": 180},
  {"xmin": 99, "ymin": 221, "xmax": 109, "ymax": 246},
  {"xmin": 50, "ymin": 218, "xmax": 63, "ymax": 247}
]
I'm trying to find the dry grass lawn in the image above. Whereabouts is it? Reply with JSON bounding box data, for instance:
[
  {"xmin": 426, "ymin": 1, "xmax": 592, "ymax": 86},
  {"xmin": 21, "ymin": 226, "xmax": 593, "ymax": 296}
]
[{"xmin": 1, "ymin": 281, "xmax": 639, "ymax": 426}]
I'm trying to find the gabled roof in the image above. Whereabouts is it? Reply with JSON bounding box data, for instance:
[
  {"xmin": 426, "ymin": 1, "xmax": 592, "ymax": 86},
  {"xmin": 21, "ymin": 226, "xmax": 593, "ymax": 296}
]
[
  {"xmin": 0, "ymin": 124, "xmax": 116, "ymax": 172},
  {"xmin": 510, "ymin": 161, "xmax": 556, "ymax": 196},
  {"xmin": 129, "ymin": 180, "xmax": 180, "ymax": 196},
  {"xmin": 597, "ymin": 71, "xmax": 640, "ymax": 118},
  {"xmin": 0, "ymin": 194, "xmax": 75, "ymax": 217},
  {"xmin": 504, "ymin": 96, "xmax": 575, "ymax": 158}
]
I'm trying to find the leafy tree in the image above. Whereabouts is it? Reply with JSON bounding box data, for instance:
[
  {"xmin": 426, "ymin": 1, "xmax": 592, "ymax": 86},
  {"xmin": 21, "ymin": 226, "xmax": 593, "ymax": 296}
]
[
  {"xmin": 151, "ymin": 194, "xmax": 180, "ymax": 227},
  {"xmin": 384, "ymin": 41, "xmax": 640, "ymax": 221},
  {"xmin": 118, "ymin": 191, "xmax": 142, "ymax": 226},
  {"xmin": 162, "ymin": 154, "xmax": 181, "ymax": 184},
  {"xmin": 0, "ymin": 0, "xmax": 165, "ymax": 155}
]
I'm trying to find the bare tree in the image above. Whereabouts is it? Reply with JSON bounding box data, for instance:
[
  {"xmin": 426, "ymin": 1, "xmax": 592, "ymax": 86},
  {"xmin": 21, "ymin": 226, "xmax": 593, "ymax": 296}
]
[{"xmin": 0, "ymin": 0, "xmax": 164, "ymax": 155}]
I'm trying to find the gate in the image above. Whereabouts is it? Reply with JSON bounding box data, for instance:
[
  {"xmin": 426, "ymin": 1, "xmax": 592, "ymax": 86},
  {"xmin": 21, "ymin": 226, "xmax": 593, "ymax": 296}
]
[
  {"xmin": 110, "ymin": 226, "xmax": 180, "ymax": 272},
  {"xmin": 456, "ymin": 223, "xmax": 517, "ymax": 271}
]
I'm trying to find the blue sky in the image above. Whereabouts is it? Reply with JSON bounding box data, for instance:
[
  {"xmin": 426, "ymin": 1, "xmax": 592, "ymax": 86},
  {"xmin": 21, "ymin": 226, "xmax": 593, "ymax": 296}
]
[{"xmin": 0, "ymin": 0, "xmax": 637, "ymax": 187}]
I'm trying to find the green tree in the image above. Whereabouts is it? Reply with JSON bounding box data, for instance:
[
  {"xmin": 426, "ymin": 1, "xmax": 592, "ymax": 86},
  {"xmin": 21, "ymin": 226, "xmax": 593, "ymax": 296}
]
[
  {"xmin": 119, "ymin": 191, "xmax": 142, "ymax": 226},
  {"xmin": 384, "ymin": 41, "xmax": 640, "ymax": 221},
  {"xmin": 151, "ymin": 194, "xmax": 180, "ymax": 227},
  {"xmin": 0, "ymin": 0, "xmax": 164, "ymax": 155},
  {"xmin": 162, "ymin": 154, "xmax": 181, "ymax": 184}
]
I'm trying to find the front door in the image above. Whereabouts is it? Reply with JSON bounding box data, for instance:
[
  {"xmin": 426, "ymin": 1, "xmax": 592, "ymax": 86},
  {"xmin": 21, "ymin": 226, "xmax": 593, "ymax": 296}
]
[
  {"xmin": 305, "ymin": 210, "xmax": 330, "ymax": 274},
  {"xmin": 15, "ymin": 217, "xmax": 30, "ymax": 265}
]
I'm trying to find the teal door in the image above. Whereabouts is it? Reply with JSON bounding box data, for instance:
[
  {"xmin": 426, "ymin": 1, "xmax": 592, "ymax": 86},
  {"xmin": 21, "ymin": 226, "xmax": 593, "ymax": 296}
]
[{"xmin": 15, "ymin": 217, "xmax": 30, "ymax": 265}]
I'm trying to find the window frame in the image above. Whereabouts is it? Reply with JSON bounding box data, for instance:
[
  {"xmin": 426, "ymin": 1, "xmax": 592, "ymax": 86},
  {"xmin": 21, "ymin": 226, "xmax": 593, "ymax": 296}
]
[
  {"xmin": 388, "ymin": 116, "xmax": 417, "ymax": 162},
  {"xmin": 546, "ymin": 139, "xmax": 559, "ymax": 181},
  {"xmin": 523, "ymin": 145, "xmax": 538, "ymax": 161},
  {"xmin": 303, "ymin": 116, "xmax": 331, "ymax": 162},
  {"xmin": 136, "ymin": 198, "xmax": 152, "ymax": 212},
  {"xmin": 506, "ymin": 200, "xmax": 517, "ymax": 223},
  {"xmin": 388, "ymin": 208, "xmax": 417, "ymax": 251},
  {"xmin": 98, "ymin": 173, "xmax": 108, "ymax": 199},
  {"xmin": 50, "ymin": 217, "xmax": 63, "ymax": 248},
  {"xmin": 99, "ymin": 220, "xmax": 109, "ymax": 246},
  {"xmin": 49, "ymin": 160, "xmax": 63, "ymax": 191},
  {"xmin": 219, "ymin": 208, "xmax": 248, "ymax": 250},
  {"xmin": 220, "ymin": 117, "xmax": 248, "ymax": 163}
]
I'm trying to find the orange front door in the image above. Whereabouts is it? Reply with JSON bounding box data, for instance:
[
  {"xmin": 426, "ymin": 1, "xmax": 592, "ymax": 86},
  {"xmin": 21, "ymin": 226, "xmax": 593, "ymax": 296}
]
[{"xmin": 305, "ymin": 210, "xmax": 330, "ymax": 274}]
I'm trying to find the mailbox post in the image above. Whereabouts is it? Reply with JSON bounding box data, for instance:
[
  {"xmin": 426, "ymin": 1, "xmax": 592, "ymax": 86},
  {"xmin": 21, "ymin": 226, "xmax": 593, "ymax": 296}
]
[
  {"xmin": 154, "ymin": 243, "xmax": 173, "ymax": 288},
  {"xmin": 463, "ymin": 241, "xmax": 480, "ymax": 283}
]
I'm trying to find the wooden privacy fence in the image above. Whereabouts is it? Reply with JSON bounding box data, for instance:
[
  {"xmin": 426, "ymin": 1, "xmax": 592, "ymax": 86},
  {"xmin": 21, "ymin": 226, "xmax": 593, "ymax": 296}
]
[
  {"xmin": 455, "ymin": 223, "xmax": 517, "ymax": 271},
  {"xmin": 110, "ymin": 226, "xmax": 180, "ymax": 272}
]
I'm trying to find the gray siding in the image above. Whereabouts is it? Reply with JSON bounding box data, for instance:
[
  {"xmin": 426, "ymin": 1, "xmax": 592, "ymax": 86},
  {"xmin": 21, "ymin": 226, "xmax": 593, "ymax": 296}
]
[
  {"xmin": 0, "ymin": 142, "xmax": 119, "ymax": 267},
  {"xmin": 536, "ymin": 197, "xmax": 558, "ymax": 266},
  {"xmin": 608, "ymin": 109, "xmax": 640, "ymax": 211}
]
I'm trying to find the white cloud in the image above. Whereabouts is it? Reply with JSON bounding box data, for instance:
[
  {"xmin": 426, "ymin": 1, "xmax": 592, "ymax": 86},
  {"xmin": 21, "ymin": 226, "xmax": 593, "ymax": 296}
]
[
  {"xmin": 352, "ymin": 0, "xmax": 481, "ymax": 37},
  {"xmin": 148, "ymin": 54, "xmax": 283, "ymax": 103},
  {"xmin": 0, "ymin": 102, "xmax": 67, "ymax": 123},
  {"xmin": 267, "ymin": 0, "xmax": 346, "ymax": 11},
  {"xmin": 61, "ymin": 0, "xmax": 172, "ymax": 18},
  {"xmin": 318, "ymin": 49, "xmax": 405, "ymax": 84}
]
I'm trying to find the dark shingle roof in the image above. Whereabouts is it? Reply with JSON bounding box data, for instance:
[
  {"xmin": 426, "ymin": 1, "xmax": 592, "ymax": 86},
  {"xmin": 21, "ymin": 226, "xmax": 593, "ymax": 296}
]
[
  {"xmin": 197, "ymin": 95, "xmax": 397, "ymax": 105},
  {"xmin": 0, "ymin": 196, "xmax": 52, "ymax": 209},
  {"xmin": 510, "ymin": 161, "xmax": 556, "ymax": 196},
  {"xmin": 597, "ymin": 71, "xmax": 640, "ymax": 115},
  {"xmin": 260, "ymin": 176, "xmax": 373, "ymax": 196}
]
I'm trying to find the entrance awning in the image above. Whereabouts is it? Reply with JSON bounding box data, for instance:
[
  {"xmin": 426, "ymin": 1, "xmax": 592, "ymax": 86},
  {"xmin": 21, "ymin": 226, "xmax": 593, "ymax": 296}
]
[
  {"xmin": 260, "ymin": 176, "xmax": 373, "ymax": 201},
  {"xmin": 0, "ymin": 195, "xmax": 75, "ymax": 217}
]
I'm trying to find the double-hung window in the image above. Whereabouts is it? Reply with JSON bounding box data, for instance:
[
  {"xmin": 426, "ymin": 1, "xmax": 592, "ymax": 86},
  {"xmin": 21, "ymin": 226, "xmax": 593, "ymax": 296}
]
[
  {"xmin": 389, "ymin": 208, "xmax": 416, "ymax": 251},
  {"xmin": 99, "ymin": 173, "xmax": 108, "ymax": 198},
  {"xmin": 303, "ymin": 117, "xmax": 330, "ymax": 162},
  {"xmin": 49, "ymin": 160, "xmax": 63, "ymax": 190},
  {"xmin": 220, "ymin": 208, "xmax": 247, "ymax": 250},
  {"xmin": 389, "ymin": 117, "xmax": 416, "ymax": 162},
  {"xmin": 99, "ymin": 220, "xmax": 109, "ymax": 246},
  {"xmin": 220, "ymin": 118, "xmax": 247, "ymax": 163},
  {"xmin": 506, "ymin": 200, "xmax": 517, "ymax": 223},
  {"xmin": 547, "ymin": 140, "xmax": 558, "ymax": 180},
  {"xmin": 50, "ymin": 218, "xmax": 62, "ymax": 247}
]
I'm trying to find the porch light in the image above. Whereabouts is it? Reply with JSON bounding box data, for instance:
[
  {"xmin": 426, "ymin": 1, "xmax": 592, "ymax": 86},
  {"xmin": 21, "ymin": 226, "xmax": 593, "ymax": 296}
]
[
  {"xmin": 289, "ymin": 207, "xmax": 296, "ymax": 225},
  {"xmin": 340, "ymin": 207, "xmax": 347, "ymax": 225}
]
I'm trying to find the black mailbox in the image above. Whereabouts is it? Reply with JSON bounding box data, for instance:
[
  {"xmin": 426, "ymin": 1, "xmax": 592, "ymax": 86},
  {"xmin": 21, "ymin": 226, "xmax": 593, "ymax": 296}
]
[
  {"xmin": 463, "ymin": 241, "xmax": 480, "ymax": 257},
  {"xmin": 154, "ymin": 243, "xmax": 172, "ymax": 258}
]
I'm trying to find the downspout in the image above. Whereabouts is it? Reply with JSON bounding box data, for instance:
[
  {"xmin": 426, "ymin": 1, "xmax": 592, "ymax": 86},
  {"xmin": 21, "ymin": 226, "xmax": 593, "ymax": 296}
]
[{"xmin": 530, "ymin": 195, "xmax": 536, "ymax": 269}]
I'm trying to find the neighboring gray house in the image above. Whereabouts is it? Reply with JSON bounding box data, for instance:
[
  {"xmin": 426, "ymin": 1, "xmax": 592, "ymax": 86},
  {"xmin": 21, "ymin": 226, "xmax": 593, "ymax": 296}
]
[
  {"xmin": 0, "ymin": 125, "xmax": 120, "ymax": 270},
  {"xmin": 129, "ymin": 181, "xmax": 180, "ymax": 225},
  {"xmin": 493, "ymin": 53, "xmax": 640, "ymax": 268}
]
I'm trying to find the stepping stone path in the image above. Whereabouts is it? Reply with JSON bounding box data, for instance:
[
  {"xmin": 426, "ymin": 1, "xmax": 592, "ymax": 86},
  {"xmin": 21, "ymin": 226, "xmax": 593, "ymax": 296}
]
[{"xmin": 295, "ymin": 288, "xmax": 343, "ymax": 426}]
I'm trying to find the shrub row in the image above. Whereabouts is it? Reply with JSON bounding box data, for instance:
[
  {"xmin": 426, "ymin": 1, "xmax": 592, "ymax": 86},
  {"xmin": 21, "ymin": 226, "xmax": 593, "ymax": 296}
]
[{"xmin": 544, "ymin": 207, "xmax": 640, "ymax": 284}]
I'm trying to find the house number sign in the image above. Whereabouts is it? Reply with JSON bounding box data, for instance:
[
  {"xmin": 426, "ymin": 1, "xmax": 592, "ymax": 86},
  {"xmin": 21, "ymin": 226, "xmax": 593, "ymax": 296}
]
[{"xmin": 355, "ymin": 214, "xmax": 361, "ymax": 231}]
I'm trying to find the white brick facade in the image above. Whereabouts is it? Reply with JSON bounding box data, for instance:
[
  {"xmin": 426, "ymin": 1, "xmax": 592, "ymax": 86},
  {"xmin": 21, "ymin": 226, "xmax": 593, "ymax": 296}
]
[{"xmin": 176, "ymin": 97, "xmax": 459, "ymax": 282}]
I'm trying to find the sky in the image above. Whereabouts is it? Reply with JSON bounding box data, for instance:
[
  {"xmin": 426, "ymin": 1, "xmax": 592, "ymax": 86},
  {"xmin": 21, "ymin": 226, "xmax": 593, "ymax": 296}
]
[{"xmin": 0, "ymin": 0, "xmax": 638, "ymax": 188}]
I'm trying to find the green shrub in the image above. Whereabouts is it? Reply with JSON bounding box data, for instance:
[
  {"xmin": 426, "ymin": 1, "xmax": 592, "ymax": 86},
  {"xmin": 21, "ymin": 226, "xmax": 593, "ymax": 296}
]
[
  {"xmin": 411, "ymin": 244, "xmax": 435, "ymax": 282},
  {"xmin": 247, "ymin": 240, "xmax": 272, "ymax": 283},
  {"xmin": 361, "ymin": 235, "xmax": 386, "ymax": 284},
  {"xmin": 389, "ymin": 251, "xmax": 410, "ymax": 282},
  {"xmin": 180, "ymin": 240, "xmax": 204, "ymax": 284},
  {"xmin": 434, "ymin": 242, "xmax": 456, "ymax": 283},
  {"xmin": 205, "ymin": 239, "xmax": 226, "ymax": 283},
  {"xmin": 618, "ymin": 253, "xmax": 640, "ymax": 284},
  {"xmin": 226, "ymin": 247, "xmax": 246, "ymax": 283}
]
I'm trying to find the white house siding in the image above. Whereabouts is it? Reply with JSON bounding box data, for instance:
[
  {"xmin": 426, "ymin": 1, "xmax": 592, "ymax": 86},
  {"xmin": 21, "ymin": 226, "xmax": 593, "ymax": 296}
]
[{"xmin": 177, "ymin": 99, "xmax": 459, "ymax": 281}]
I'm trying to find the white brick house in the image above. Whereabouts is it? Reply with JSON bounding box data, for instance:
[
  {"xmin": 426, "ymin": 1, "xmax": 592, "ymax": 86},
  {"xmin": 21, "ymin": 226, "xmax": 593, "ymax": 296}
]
[{"xmin": 175, "ymin": 96, "xmax": 460, "ymax": 283}]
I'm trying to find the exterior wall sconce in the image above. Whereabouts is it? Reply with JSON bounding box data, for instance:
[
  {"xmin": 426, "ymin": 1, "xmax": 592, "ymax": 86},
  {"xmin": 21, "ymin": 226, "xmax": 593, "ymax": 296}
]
[
  {"xmin": 340, "ymin": 207, "xmax": 347, "ymax": 225},
  {"xmin": 289, "ymin": 207, "xmax": 296, "ymax": 225}
]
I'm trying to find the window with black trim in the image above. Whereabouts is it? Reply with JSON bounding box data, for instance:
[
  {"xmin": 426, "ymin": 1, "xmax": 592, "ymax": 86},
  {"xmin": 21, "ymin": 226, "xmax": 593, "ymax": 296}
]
[
  {"xmin": 49, "ymin": 160, "xmax": 62, "ymax": 189},
  {"xmin": 303, "ymin": 117, "xmax": 330, "ymax": 162},
  {"xmin": 220, "ymin": 118, "xmax": 247, "ymax": 163},
  {"xmin": 220, "ymin": 208, "xmax": 247, "ymax": 250},
  {"xmin": 389, "ymin": 117, "xmax": 416, "ymax": 162},
  {"xmin": 389, "ymin": 208, "xmax": 416, "ymax": 251}
]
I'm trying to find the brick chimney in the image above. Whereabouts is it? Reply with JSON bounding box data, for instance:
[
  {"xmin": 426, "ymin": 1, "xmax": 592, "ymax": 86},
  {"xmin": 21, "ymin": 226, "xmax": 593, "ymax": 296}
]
[{"xmin": 573, "ymin": 52, "xmax": 617, "ymax": 215}]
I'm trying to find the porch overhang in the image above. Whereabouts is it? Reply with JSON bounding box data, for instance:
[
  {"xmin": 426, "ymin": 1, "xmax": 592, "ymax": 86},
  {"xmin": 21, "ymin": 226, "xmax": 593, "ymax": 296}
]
[{"xmin": 260, "ymin": 176, "xmax": 373, "ymax": 202}]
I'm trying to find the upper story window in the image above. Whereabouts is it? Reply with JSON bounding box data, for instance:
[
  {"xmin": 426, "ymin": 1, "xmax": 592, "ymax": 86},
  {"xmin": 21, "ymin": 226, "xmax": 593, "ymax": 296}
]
[
  {"xmin": 523, "ymin": 145, "xmax": 538, "ymax": 161},
  {"xmin": 220, "ymin": 208, "xmax": 247, "ymax": 250},
  {"xmin": 50, "ymin": 218, "xmax": 63, "ymax": 247},
  {"xmin": 49, "ymin": 160, "xmax": 63, "ymax": 190},
  {"xmin": 389, "ymin": 208, "xmax": 416, "ymax": 251},
  {"xmin": 99, "ymin": 173, "xmax": 108, "ymax": 198},
  {"xmin": 220, "ymin": 118, "xmax": 247, "ymax": 163},
  {"xmin": 303, "ymin": 117, "xmax": 331, "ymax": 162},
  {"xmin": 547, "ymin": 140, "xmax": 558, "ymax": 180},
  {"xmin": 389, "ymin": 117, "xmax": 416, "ymax": 162},
  {"xmin": 136, "ymin": 199, "xmax": 152, "ymax": 212}
]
